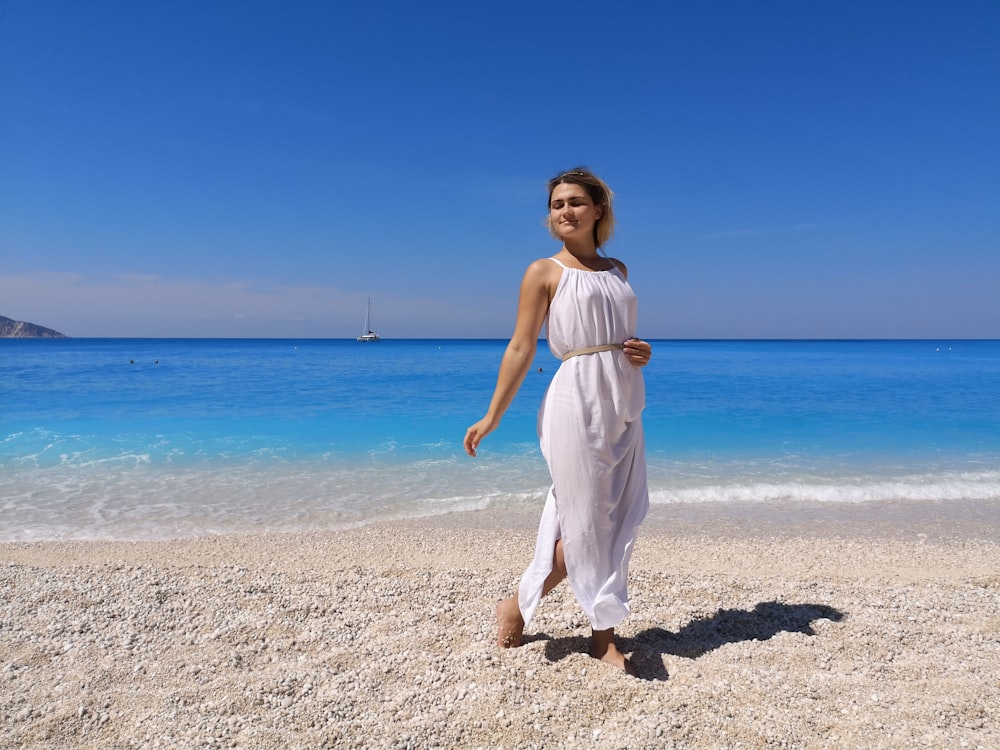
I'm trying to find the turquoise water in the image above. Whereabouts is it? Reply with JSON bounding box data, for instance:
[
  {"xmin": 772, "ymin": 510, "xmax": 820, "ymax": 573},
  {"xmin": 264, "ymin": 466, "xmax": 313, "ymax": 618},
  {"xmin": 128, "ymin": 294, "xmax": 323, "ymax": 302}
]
[{"xmin": 2, "ymin": 338, "xmax": 999, "ymax": 540}]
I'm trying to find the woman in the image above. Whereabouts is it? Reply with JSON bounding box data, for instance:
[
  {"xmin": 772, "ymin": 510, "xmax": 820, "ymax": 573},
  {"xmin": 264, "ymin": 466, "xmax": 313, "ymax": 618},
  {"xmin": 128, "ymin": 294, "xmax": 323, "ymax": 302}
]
[{"xmin": 464, "ymin": 167, "xmax": 652, "ymax": 674}]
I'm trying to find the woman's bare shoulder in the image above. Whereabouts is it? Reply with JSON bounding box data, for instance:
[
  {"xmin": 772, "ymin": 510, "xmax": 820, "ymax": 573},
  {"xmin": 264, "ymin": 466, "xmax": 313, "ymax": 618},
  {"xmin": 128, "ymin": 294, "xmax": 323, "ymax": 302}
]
[
  {"xmin": 523, "ymin": 256, "xmax": 563, "ymax": 280},
  {"xmin": 608, "ymin": 257, "xmax": 629, "ymax": 278}
]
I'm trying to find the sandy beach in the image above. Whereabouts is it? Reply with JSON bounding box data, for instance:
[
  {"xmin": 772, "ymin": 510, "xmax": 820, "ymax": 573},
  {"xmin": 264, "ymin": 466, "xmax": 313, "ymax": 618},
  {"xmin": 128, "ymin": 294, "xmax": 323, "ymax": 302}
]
[{"xmin": 2, "ymin": 502, "xmax": 998, "ymax": 749}]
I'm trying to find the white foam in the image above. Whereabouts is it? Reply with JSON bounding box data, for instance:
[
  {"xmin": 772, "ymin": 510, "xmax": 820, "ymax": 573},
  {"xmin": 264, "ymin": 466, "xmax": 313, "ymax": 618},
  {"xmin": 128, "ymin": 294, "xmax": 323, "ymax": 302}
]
[
  {"xmin": 2, "ymin": 457, "xmax": 998, "ymax": 542},
  {"xmin": 649, "ymin": 471, "xmax": 1000, "ymax": 505}
]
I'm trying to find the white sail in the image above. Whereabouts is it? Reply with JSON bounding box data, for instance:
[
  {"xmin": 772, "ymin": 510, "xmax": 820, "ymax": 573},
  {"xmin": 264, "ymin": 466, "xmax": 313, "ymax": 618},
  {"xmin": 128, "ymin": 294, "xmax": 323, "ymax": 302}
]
[{"xmin": 357, "ymin": 298, "xmax": 380, "ymax": 342}]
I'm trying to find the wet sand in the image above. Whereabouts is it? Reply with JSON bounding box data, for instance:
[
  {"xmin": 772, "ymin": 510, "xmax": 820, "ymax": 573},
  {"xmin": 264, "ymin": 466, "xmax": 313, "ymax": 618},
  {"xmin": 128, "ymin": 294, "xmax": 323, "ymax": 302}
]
[{"xmin": 2, "ymin": 501, "xmax": 998, "ymax": 749}]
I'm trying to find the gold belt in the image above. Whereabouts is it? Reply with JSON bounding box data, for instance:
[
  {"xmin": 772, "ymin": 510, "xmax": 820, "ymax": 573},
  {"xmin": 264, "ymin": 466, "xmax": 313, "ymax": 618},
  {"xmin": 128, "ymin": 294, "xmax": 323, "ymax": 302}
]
[{"xmin": 560, "ymin": 343, "xmax": 624, "ymax": 362}]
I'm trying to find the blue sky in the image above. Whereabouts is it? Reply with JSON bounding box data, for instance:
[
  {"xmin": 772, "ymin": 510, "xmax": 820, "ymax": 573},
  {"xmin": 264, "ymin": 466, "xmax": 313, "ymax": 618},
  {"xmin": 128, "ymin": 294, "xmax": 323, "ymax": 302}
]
[{"xmin": 2, "ymin": 0, "xmax": 997, "ymax": 338}]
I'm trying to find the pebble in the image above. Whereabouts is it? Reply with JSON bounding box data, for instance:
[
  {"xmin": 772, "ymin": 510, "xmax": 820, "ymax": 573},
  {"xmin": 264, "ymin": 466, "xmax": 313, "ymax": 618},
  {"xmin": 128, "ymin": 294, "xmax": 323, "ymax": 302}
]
[{"xmin": 1, "ymin": 527, "xmax": 998, "ymax": 749}]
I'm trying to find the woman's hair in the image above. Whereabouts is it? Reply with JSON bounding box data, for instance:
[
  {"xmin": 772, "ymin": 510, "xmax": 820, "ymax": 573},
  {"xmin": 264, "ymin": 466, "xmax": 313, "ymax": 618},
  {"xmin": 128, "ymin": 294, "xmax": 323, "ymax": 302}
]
[{"xmin": 546, "ymin": 167, "xmax": 616, "ymax": 248}]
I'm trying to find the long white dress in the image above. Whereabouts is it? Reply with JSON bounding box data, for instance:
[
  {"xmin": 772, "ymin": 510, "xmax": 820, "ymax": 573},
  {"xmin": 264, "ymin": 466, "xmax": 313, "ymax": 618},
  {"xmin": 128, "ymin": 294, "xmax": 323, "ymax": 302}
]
[{"xmin": 517, "ymin": 257, "xmax": 649, "ymax": 632}]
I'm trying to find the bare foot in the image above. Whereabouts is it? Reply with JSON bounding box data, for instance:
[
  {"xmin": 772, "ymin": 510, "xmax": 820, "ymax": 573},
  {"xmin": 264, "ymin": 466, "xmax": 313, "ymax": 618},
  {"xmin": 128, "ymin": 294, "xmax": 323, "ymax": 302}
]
[
  {"xmin": 495, "ymin": 597, "xmax": 524, "ymax": 648},
  {"xmin": 591, "ymin": 644, "xmax": 638, "ymax": 676},
  {"xmin": 590, "ymin": 630, "xmax": 638, "ymax": 676}
]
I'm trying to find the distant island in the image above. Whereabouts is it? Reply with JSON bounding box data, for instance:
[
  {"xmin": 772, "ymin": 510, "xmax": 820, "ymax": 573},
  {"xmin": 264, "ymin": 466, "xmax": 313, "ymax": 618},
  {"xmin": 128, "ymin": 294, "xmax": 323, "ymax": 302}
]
[{"xmin": 0, "ymin": 315, "xmax": 67, "ymax": 338}]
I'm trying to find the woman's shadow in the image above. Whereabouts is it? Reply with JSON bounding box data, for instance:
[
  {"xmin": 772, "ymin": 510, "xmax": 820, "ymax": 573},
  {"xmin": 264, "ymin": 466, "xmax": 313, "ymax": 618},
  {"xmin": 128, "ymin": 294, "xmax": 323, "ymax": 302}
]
[{"xmin": 540, "ymin": 601, "xmax": 846, "ymax": 681}]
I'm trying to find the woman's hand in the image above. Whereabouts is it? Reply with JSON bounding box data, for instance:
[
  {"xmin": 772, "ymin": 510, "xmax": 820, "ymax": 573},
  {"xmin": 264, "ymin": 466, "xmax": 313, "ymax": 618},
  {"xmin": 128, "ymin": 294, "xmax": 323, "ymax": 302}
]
[
  {"xmin": 464, "ymin": 416, "xmax": 498, "ymax": 457},
  {"xmin": 623, "ymin": 338, "xmax": 652, "ymax": 367}
]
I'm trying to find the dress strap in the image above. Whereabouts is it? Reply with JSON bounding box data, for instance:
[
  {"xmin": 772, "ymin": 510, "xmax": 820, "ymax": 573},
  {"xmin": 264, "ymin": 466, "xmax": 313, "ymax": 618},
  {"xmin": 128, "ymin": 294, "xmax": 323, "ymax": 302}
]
[
  {"xmin": 561, "ymin": 343, "xmax": 625, "ymax": 362},
  {"xmin": 547, "ymin": 257, "xmax": 568, "ymax": 269}
]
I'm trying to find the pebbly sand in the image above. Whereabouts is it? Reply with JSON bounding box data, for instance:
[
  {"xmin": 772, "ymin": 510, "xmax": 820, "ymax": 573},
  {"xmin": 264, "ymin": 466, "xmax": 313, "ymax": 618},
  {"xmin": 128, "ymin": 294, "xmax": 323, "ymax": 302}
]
[{"xmin": 2, "ymin": 501, "xmax": 998, "ymax": 749}]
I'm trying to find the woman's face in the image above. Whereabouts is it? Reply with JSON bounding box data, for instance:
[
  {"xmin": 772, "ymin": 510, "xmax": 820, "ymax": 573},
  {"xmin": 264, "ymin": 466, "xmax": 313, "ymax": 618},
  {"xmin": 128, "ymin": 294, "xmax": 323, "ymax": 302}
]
[{"xmin": 549, "ymin": 182, "xmax": 603, "ymax": 243}]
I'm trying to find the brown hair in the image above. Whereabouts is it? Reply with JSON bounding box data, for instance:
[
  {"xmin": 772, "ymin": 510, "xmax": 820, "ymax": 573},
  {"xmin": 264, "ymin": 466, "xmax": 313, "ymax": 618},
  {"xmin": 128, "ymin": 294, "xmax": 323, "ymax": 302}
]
[{"xmin": 546, "ymin": 167, "xmax": 616, "ymax": 248}]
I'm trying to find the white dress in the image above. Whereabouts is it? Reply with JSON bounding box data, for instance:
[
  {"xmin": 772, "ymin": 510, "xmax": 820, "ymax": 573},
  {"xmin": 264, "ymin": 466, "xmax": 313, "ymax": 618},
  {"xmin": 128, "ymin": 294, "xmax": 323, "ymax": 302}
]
[{"xmin": 517, "ymin": 257, "xmax": 649, "ymax": 632}]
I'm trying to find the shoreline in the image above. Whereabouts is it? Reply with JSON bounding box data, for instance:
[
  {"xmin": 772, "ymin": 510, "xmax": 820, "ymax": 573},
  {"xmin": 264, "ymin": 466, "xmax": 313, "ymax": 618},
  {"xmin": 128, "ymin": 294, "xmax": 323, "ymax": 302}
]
[
  {"xmin": 2, "ymin": 508, "xmax": 998, "ymax": 748},
  {"xmin": 4, "ymin": 496, "xmax": 999, "ymax": 547}
]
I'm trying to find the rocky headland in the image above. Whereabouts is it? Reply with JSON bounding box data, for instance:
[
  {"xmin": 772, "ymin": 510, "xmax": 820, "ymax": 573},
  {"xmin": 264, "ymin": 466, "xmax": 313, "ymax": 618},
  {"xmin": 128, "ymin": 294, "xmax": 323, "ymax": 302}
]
[{"xmin": 0, "ymin": 315, "xmax": 66, "ymax": 338}]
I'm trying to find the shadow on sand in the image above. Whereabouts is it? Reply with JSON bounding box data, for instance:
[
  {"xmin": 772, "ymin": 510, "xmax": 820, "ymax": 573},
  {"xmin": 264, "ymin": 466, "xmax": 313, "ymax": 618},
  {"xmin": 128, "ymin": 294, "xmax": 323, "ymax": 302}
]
[{"xmin": 537, "ymin": 601, "xmax": 846, "ymax": 681}]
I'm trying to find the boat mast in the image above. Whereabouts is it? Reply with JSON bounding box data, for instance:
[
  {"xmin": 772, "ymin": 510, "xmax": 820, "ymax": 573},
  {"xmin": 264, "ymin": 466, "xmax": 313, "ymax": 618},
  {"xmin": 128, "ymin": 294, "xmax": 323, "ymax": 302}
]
[{"xmin": 357, "ymin": 297, "xmax": 380, "ymax": 341}]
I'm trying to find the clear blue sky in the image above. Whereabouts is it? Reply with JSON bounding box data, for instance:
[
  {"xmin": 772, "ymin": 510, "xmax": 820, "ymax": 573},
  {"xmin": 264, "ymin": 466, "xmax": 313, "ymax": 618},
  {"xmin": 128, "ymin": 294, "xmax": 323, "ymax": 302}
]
[{"xmin": 2, "ymin": 0, "xmax": 997, "ymax": 338}]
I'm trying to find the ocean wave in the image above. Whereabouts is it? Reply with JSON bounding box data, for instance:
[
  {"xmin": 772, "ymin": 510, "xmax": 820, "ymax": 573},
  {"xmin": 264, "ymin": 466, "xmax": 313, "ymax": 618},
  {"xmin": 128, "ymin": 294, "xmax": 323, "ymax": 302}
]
[
  {"xmin": 649, "ymin": 471, "xmax": 1000, "ymax": 505},
  {"xmin": 2, "ymin": 459, "xmax": 998, "ymax": 542}
]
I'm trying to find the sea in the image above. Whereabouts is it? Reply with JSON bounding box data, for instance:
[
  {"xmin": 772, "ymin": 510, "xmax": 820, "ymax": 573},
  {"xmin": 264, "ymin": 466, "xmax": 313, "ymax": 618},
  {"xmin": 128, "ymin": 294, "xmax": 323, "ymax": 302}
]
[{"xmin": 2, "ymin": 338, "xmax": 999, "ymax": 542}]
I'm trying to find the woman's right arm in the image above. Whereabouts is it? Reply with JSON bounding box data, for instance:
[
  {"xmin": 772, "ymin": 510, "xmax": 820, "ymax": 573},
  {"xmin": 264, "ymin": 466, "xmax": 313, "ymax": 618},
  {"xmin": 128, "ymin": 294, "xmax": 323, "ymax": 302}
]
[{"xmin": 464, "ymin": 260, "xmax": 555, "ymax": 457}]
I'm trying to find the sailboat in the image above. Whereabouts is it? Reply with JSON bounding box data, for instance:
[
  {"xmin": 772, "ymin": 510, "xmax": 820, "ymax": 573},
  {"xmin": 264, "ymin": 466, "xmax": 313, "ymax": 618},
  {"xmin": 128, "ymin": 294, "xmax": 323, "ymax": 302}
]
[{"xmin": 356, "ymin": 298, "xmax": 380, "ymax": 342}]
